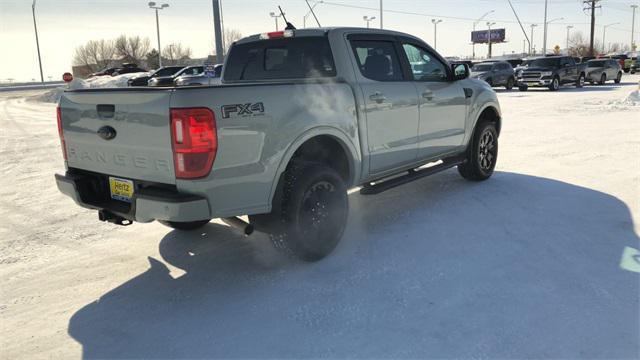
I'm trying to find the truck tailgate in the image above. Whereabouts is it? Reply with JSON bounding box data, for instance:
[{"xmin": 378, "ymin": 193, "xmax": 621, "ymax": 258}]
[{"xmin": 59, "ymin": 90, "xmax": 176, "ymax": 185}]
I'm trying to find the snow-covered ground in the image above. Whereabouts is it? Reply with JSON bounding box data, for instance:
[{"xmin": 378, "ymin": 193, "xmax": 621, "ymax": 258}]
[{"xmin": 0, "ymin": 77, "xmax": 638, "ymax": 359}]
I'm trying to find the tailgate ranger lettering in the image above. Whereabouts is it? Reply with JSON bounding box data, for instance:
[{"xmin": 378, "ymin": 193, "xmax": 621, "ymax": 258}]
[{"xmin": 67, "ymin": 147, "xmax": 171, "ymax": 172}]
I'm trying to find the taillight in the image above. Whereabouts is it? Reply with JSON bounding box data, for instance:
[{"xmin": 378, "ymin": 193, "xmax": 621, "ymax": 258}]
[
  {"xmin": 170, "ymin": 108, "xmax": 217, "ymax": 179},
  {"xmin": 56, "ymin": 106, "xmax": 67, "ymax": 160}
]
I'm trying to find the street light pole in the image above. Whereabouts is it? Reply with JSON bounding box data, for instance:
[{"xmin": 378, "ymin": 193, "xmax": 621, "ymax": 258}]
[
  {"xmin": 602, "ymin": 22, "xmax": 620, "ymax": 54},
  {"xmin": 566, "ymin": 25, "xmax": 574, "ymax": 53},
  {"xmin": 149, "ymin": 2, "xmax": 169, "ymax": 68},
  {"xmin": 379, "ymin": 0, "xmax": 383, "ymax": 29},
  {"xmin": 543, "ymin": 17, "xmax": 564, "ymax": 55},
  {"xmin": 31, "ymin": 0, "xmax": 44, "ymax": 84},
  {"xmin": 529, "ymin": 23, "xmax": 537, "ymax": 55},
  {"xmin": 270, "ymin": 12, "xmax": 282, "ymax": 31},
  {"xmin": 472, "ymin": 10, "xmax": 495, "ymax": 59},
  {"xmin": 431, "ymin": 19, "xmax": 443, "ymax": 50},
  {"xmin": 631, "ymin": 5, "xmax": 638, "ymax": 51},
  {"xmin": 363, "ymin": 16, "xmax": 376, "ymax": 29},
  {"xmin": 487, "ymin": 21, "xmax": 496, "ymax": 58},
  {"xmin": 542, "ymin": 0, "xmax": 548, "ymax": 54}
]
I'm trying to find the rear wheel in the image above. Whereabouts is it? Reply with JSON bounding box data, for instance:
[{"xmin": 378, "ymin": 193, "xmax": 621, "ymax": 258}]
[
  {"xmin": 458, "ymin": 121, "xmax": 498, "ymax": 181},
  {"xmin": 599, "ymin": 73, "xmax": 606, "ymax": 85},
  {"xmin": 251, "ymin": 163, "xmax": 348, "ymax": 262},
  {"xmin": 614, "ymin": 72, "xmax": 622, "ymax": 84},
  {"xmin": 548, "ymin": 76, "xmax": 560, "ymax": 91},
  {"xmin": 505, "ymin": 77, "xmax": 515, "ymax": 90},
  {"xmin": 159, "ymin": 220, "xmax": 210, "ymax": 230}
]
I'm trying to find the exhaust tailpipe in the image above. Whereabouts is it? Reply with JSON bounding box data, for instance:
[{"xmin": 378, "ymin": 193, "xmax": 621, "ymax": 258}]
[
  {"xmin": 221, "ymin": 217, "xmax": 254, "ymax": 236},
  {"xmin": 98, "ymin": 210, "xmax": 132, "ymax": 226}
]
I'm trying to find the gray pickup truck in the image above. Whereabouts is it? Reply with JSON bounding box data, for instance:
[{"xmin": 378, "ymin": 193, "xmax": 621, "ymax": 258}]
[{"xmin": 55, "ymin": 28, "xmax": 502, "ymax": 261}]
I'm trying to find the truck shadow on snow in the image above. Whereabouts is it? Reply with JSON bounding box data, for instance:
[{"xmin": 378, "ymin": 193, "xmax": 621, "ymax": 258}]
[{"xmin": 67, "ymin": 171, "xmax": 639, "ymax": 359}]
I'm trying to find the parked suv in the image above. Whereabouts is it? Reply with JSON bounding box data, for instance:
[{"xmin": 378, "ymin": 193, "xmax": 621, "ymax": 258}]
[
  {"xmin": 585, "ymin": 59, "xmax": 622, "ymax": 85},
  {"xmin": 517, "ymin": 56, "xmax": 587, "ymax": 91},
  {"xmin": 470, "ymin": 61, "xmax": 516, "ymax": 89}
]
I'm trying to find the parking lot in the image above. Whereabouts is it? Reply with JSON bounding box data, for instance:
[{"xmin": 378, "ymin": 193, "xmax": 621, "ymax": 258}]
[{"xmin": 1, "ymin": 76, "xmax": 639, "ymax": 358}]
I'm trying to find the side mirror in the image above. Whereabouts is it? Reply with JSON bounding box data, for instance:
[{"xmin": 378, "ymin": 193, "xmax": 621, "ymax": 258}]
[{"xmin": 451, "ymin": 63, "xmax": 469, "ymax": 80}]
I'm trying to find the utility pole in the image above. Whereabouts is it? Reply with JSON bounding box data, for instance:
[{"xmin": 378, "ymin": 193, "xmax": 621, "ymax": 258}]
[
  {"xmin": 566, "ymin": 25, "xmax": 574, "ymax": 53},
  {"xmin": 542, "ymin": 0, "xmax": 548, "ymax": 55},
  {"xmin": 530, "ymin": 23, "xmax": 537, "ymax": 55},
  {"xmin": 584, "ymin": 0, "xmax": 601, "ymax": 56},
  {"xmin": 379, "ymin": 0, "xmax": 383, "ymax": 29},
  {"xmin": 31, "ymin": 0, "xmax": 44, "ymax": 84},
  {"xmin": 632, "ymin": 5, "xmax": 638, "ymax": 51},
  {"xmin": 212, "ymin": 0, "xmax": 224, "ymax": 63}
]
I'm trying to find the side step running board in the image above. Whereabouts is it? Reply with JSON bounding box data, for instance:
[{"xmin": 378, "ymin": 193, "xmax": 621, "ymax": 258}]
[{"xmin": 360, "ymin": 155, "xmax": 466, "ymax": 195}]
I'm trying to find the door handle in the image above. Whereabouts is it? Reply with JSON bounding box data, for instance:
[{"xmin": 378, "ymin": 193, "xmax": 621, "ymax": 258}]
[
  {"xmin": 421, "ymin": 91, "xmax": 434, "ymax": 100},
  {"xmin": 369, "ymin": 92, "xmax": 387, "ymax": 103}
]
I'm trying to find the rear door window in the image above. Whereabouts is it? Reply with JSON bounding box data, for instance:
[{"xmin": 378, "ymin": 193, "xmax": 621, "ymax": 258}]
[
  {"xmin": 351, "ymin": 40, "xmax": 404, "ymax": 81},
  {"xmin": 224, "ymin": 37, "xmax": 336, "ymax": 81}
]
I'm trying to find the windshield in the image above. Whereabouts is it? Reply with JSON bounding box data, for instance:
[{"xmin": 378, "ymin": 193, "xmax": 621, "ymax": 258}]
[
  {"xmin": 528, "ymin": 58, "xmax": 561, "ymax": 67},
  {"xmin": 472, "ymin": 64, "xmax": 493, "ymax": 72},
  {"xmin": 587, "ymin": 60, "xmax": 606, "ymax": 67},
  {"xmin": 153, "ymin": 67, "xmax": 184, "ymax": 77},
  {"xmin": 174, "ymin": 66, "xmax": 204, "ymax": 77}
]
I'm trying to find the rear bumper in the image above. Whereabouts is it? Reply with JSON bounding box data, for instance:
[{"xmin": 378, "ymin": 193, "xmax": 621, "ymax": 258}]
[{"xmin": 55, "ymin": 172, "xmax": 210, "ymax": 223}]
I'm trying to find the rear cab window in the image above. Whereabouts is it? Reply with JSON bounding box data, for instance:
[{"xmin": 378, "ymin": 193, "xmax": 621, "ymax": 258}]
[{"xmin": 224, "ymin": 37, "xmax": 336, "ymax": 81}]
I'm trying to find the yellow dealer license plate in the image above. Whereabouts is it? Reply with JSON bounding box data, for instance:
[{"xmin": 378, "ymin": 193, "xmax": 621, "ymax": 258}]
[{"xmin": 109, "ymin": 177, "xmax": 134, "ymax": 203}]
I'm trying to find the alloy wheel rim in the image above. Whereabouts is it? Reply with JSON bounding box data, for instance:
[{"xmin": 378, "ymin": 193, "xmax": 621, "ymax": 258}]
[{"xmin": 478, "ymin": 130, "xmax": 496, "ymax": 171}]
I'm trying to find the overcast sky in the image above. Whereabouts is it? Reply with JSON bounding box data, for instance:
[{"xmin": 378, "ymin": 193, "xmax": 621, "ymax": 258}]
[{"xmin": 1, "ymin": 0, "xmax": 638, "ymax": 82}]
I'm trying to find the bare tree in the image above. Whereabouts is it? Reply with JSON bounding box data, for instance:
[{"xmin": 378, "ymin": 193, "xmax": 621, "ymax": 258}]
[
  {"xmin": 115, "ymin": 35, "xmax": 150, "ymax": 64},
  {"xmin": 162, "ymin": 43, "xmax": 193, "ymax": 65},
  {"xmin": 73, "ymin": 39, "xmax": 116, "ymax": 72},
  {"xmin": 223, "ymin": 28, "xmax": 243, "ymax": 55},
  {"xmin": 567, "ymin": 31, "xmax": 602, "ymax": 57}
]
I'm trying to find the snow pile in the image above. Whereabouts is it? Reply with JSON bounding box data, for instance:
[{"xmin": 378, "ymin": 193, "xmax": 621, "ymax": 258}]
[{"xmin": 29, "ymin": 73, "xmax": 148, "ymax": 103}]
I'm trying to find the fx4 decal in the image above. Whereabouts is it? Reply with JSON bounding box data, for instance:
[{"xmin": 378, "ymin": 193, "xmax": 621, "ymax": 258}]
[{"xmin": 221, "ymin": 102, "xmax": 265, "ymax": 119}]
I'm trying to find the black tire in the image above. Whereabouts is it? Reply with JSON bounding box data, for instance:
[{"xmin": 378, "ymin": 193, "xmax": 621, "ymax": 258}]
[
  {"xmin": 548, "ymin": 76, "xmax": 560, "ymax": 91},
  {"xmin": 158, "ymin": 219, "xmax": 210, "ymax": 230},
  {"xmin": 458, "ymin": 121, "xmax": 498, "ymax": 181},
  {"xmin": 576, "ymin": 73, "xmax": 585, "ymax": 88},
  {"xmin": 599, "ymin": 73, "xmax": 606, "ymax": 85},
  {"xmin": 614, "ymin": 72, "xmax": 622, "ymax": 84},
  {"xmin": 252, "ymin": 163, "xmax": 348, "ymax": 262},
  {"xmin": 485, "ymin": 78, "xmax": 493, "ymax": 87},
  {"xmin": 505, "ymin": 77, "xmax": 515, "ymax": 90},
  {"xmin": 518, "ymin": 84, "xmax": 528, "ymax": 91},
  {"xmin": 623, "ymin": 69, "xmax": 629, "ymax": 73}
]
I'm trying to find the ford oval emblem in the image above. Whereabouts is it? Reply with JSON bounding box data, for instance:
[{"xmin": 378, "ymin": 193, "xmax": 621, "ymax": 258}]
[{"xmin": 97, "ymin": 126, "xmax": 117, "ymax": 140}]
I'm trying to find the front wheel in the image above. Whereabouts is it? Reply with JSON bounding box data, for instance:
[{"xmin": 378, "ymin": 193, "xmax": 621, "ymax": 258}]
[
  {"xmin": 251, "ymin": 163, "xmax": 348, "ymax": 262},
  {"xmin": 614, "ymin": 72, "xmax": 622, "ymax": 84},
  {"xmin": 548, "ymin": 76, "xmax": 560, "ymax": 91},
  {"xmin": 158, "ymin": 220, "xmax": 210, "ymax": 230},
  {"xmin": 458, "ymin": 121, "xmax": 498, "ymax": 181},
  {"xmin": 518, "ymin": 84, "xmax": 528, "ymax": 91}
]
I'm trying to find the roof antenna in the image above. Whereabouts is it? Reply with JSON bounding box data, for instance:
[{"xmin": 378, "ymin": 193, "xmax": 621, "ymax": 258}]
[
  {"xmin": 305, "ymin": 0, "xmax": 322, "ymax": 27},
  {"xmin": 278, "ymin": 6, "xmax": 296, "ymax": 30}
]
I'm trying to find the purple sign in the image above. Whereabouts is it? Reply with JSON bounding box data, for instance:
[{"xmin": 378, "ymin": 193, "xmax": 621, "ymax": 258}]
[{"xmin": 471, "ymin": 29, "xmax": 506, "ymax": 44}]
